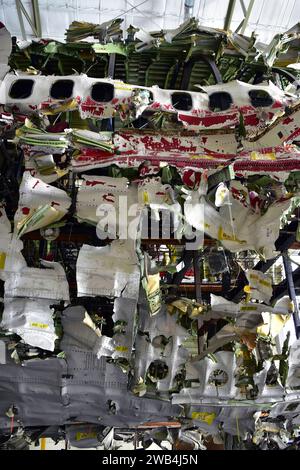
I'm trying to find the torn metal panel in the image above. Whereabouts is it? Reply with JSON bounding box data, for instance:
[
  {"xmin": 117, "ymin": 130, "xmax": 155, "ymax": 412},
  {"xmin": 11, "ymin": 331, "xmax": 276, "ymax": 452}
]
[
  {"xmin": 184, "ymin": 182, "xmax": 292, "ymax": 259},
  {"xmin": 134, "ymin": 297, "xmax": 190, "ymax": 393},
  {"xmin": 137, "ymin": 177, "xmax": 182, "ymax": 237},
  {"xmin": 4, "ymin": 259, "xmax": 70, "ymax": 302},
  {"xmin": 76, "ymin": 174, "xmax": 129, "ymax": 231},
  {"xmin": 0, "ymin": 23, "xmax": 12, "ymax": 82},
  {"xmin": 0, "ymin": 358, "xmax": 67, "ymax": 430},
  {"xmin": 0, "ymin": 73, "xmax": 295, "ymax": 132},
  {"xmin": 245, "ymin": 269, "xmax": 273, "ymax": 303},
  {"xmin": 14, "ymin": 172, "xmax": 71, "ymax": 236},
  {"xmin": 173, "ymin": 352, "xmax": 237, "ymax": 403},
  {"xmin": 112, "ymin": 297, "xmax": 137, "ymax": 360},
  {"xmin": 1, "ymin": 298, "xmax": 58, "ymax": 351},
  {"xmin": 76, "ymin": 240, "xmax": 140, "ymax": 299}
]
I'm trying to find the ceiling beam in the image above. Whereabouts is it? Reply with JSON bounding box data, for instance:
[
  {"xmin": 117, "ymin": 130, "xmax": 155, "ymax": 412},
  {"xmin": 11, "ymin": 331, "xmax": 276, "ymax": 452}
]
[
  {"xmin": 15, "ymin": 0, "xmax": 42, "ymax": 39},
  {"xmin": 224, "ymin": 0, "xmax": 237, "ymax": 31},
  {"xmin": 184, "ymin": 0, "xmax": 194, "ymax": 20},
  {"xmin": 32, "ymin": 0, "xmax": 42, "ymax": 37}
]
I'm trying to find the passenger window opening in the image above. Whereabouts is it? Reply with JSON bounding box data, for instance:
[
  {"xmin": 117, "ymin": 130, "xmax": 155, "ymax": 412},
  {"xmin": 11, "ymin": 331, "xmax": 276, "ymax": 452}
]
[
  {"xmin": 50, "ymin": 79, "xmax": 74, "ymax": 100},
  {"xmin": 171, "ymin": 92, "xmax": 193, "ymax": 111},
  {"xmin": 209, "ymin": 92, "xmax": 233, "ymax": 112},
  {"xmin": 249, "ymin": 89, "xmax": 274, "ymax": 107},
  {"xmin": 9, "ymin": 79, "xmax": 34, "ymax": 99},
  {"xmin": 91, "ymin": 83, "xmax": 114, "ymax": 102}
]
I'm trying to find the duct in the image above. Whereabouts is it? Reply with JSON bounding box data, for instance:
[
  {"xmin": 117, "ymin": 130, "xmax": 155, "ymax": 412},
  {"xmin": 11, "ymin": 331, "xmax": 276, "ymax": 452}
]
[
  {"xmin": 4, "ymin": 259, "xmax": 70, "ymax": 302},
  {"xmin": 76, "ymin": 240, "xmax": 140, "ymax": 299},
  {"xmin": 1, "ymin": 298, "xmax": 58, "ymax": 351},
  {"xmin": 14, "ymin": 172, "xmax": 71, "ymax": 236}
]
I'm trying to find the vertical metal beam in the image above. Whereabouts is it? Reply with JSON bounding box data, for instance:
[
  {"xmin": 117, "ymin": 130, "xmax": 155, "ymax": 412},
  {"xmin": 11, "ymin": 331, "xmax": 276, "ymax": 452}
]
[
  {"xmin": 193, "ymin": 250, "xmax": 203, "ymax": 356},
  {"xmin": 224, "ymin": 0, "xmax": 237, "ymax": 31},
  {"xmin": 15, "ymin": 0, "xmax": 40, "ymax": 38},
  {"xmin": 32, "ymin": 0, "xmax": 42, "ymax": 37},
  {"xmin": 184, "ymin": 0, "xmax": 194, "ymax": 20},
  {"xmin": 15, "ymin": 0, "xmax": 27, "ymax": 40},
  {"xmin": 240, "ymin": 0, "xmax": 255, "ymax": 34},
  {"xmin": 239, "ymin": 0, "xmax": 247, "ymax": 15},
  {"xmin": 193, "ymin": 250, "xmax": 202, "ymax": 302},
  {"xmin": 282, "ymin": 252, "xmax": 300, "ymax": 339}
]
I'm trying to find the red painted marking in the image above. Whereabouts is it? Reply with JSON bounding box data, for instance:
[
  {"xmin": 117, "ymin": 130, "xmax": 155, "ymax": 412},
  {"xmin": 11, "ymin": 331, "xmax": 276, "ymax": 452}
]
[
  {"xmin": 103, "ymin": 193, "xmax": 115, "ymax": 203},
  {"xmin": 85, "ymin": 180, "xmax": 106, "ymax": 187},
  {"xmin": 244, "ymin": 115, "xmax": 260, "ymax": 126},
  {"xmin": 283, "ymin": 116, "xmax": 294, "ymax": 125},
  {"xmin": 178, "ymin": 113, "xmax": 236, "ymax": 127}
]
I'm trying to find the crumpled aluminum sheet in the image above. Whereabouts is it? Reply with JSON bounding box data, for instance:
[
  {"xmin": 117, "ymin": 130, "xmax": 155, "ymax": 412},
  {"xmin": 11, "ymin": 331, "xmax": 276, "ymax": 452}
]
[
  {"xmin": 1, "ymin": 298, "xmax": 58, "ymax": 351},
  {"xmin": 112, "ymin": 297, "xmax": 137, "ymax": 360},
  {"xmin": 173, "ymin": 352, "xmax": 237, "ymax": 403},
  {"xmin": 76, "ymin": 240, "xmax": 140, "ymax": 299},
  {"xmin": 134, "ymin": 295, "xmax": 189, "ymax": 392},
  {"xmin": 4, "ymin": 259, "xmax": 70, "ymax": 302}
]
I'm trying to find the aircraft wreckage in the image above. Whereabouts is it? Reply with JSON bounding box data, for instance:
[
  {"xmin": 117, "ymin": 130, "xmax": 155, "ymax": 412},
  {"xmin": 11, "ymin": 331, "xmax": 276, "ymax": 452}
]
[{"xmin": 1, "ymin": 17, "xmax": 300, "ymax": 450}]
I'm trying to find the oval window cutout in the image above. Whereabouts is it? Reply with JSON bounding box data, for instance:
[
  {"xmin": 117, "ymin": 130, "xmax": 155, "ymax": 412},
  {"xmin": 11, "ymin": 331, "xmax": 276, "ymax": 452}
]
[
  {"xmin": 91, "ymin": 83, "xmax": 114, "ymax": 102},
  {"xmin": 9, "ymin": 79, "xmax": 34, "ymax": 99},
  {"xmin": 50, "ymin": 79, "xmax": 74, "ymax": 99},
  {"xmin": 209, "ymin": 92, "xmax": 233, "ymax": 112},
  {"xmin": 171, "ymin": 92, "xmax": 193, "ymax": 111},
  {"xmin": 249, "ymin": 89, "xmax": 274, "ymax": 108}
]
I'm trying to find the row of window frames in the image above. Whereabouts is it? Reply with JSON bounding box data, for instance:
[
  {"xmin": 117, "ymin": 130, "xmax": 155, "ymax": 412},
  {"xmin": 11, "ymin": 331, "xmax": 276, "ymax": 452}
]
[{"xmin": 9, "ymin": 79, "xmax": 275, "ymax": 111}]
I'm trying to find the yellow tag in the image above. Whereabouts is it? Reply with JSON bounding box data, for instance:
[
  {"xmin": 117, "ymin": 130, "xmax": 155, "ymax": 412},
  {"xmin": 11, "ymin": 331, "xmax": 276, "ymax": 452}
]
[
  {"xmin": 143, "ymin": 191, "xmax": 149, "ymax": 204},
  {"xmin": 191, "ymin": 412, "xmax": 216, "ymax": 425},
  {"xmin": 190, "ymin": 154, "xmax": 215, "ymax": 160},
  {"xmin": 218, "ymin": 226, "xmax": 246, "ymax": 244},
  {"xmin": 76, "ymin": 432, "xmax": 97, "ymax": 441},
  {"xmin": 30, "ymin": 322, "xmax": 49, "ymax": 329},
  {"xmin": 244, "ymin": 285, "xmax": 252, "ymax": 294},
  {"xmin": 115, "ymin": 346, "xmax": 128, "ymax": 352},
  {"xmin": 0, "ymin": 252, "xmax": 6, "ymax": 270},
  {"xmin": 240, "ymin": 305, "xmax": 258, "ymax": 311},
  {"xmin": 251, "ymin": 151, "xmax": 276, "ymax": 161}
]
